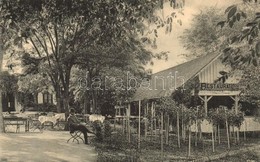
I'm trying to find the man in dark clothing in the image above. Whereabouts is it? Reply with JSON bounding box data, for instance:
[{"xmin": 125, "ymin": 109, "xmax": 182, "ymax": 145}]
[{"xmin": 67, "ymin": 108, "xmax": 95, "ymax": 144}]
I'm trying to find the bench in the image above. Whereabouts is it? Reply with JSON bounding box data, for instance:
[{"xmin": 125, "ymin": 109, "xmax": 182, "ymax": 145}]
[{"xmin": 4, "ymin": 117, "xmax": 29, "ymax": 133}]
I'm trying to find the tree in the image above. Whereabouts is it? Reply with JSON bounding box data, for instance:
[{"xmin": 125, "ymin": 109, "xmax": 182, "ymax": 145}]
[
  {"xmin": 1, "ymin": 0, "xmax": 184, "ymax": 115},
  {"xmin": 0, "ymin": 0, "xmax": 22, "ymax": 132},
  {"xmin": 0, "ymin": 71, "xmax": 18, "ymax": 95},
  {"xmin": 0, "ymin": 30, "xmax": 3, "ymax": 133},
  {"xmin": 156, "ymin": 96, "xmax": 176, "ymax": 157},
  {"xmin": 72, "ymin": 67, "xmax": 138, "ymax": 114},
  {"xmin": 180, "ymin": 7, "xmax": 225, "ymax": 59},
  {"xmin": 218, "ymin": 1, "xmax": 260, "ymax": 117},
  {"xmin": 180, "ymin": 5, "xmax": 256, "ymax": 60}
]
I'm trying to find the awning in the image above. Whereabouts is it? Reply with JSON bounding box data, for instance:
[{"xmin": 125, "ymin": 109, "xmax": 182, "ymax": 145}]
[{"xmin": 198, "ymin": 90, "xmax": 241, "ymax": 96}]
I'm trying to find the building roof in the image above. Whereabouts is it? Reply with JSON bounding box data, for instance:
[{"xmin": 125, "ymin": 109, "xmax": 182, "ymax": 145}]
[{"xmin": 131, "ymin": 52, "xmax": 222, "ymax": 101}]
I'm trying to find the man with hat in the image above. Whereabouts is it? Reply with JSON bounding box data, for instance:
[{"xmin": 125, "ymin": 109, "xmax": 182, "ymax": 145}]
[{"xmin": 67, "ymin": 108, "xmax": 95, "ymax": 144}]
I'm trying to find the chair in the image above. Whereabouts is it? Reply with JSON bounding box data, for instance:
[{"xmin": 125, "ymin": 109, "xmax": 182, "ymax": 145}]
[
  {"xmin": 67, "ymin": 116, "xmax": 84, "ymax": 144},
  {"xmin": 67, "ymin": 130, "xmax": 85, "ymax": 144},
  {"xmin": 29, "ymin": 118, "xmax": 43, "ymax": 132}
]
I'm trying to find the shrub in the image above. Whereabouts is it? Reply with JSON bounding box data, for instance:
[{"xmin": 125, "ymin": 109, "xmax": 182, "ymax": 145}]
[
  {"xmin": 132, "ymin": 119, "xmax": 146, "ymax": 135},
  {"xmin": 103, "ymin": 120, "xmax": 112, "ymax": 139},
  {"xmin": 92, "ymin": 120, "xmax": 103, "ymax": 142}
]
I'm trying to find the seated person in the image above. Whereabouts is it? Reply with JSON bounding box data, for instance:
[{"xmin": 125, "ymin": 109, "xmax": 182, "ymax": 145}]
[{"xmin": 67, "ymin": 108, "xmax": 95, "ymax": 144}]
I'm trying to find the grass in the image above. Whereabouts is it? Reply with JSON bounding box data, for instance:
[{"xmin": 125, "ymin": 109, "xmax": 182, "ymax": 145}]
[
  {"xmin": 91, "ymin": 130, "xmax": 260, "ymax": 162},
  {"xmin": 211, "ymin": 150, "xmax": 260, "ymax": 162}
]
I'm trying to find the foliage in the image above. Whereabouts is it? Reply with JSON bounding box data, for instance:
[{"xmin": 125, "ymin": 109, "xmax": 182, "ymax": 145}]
[
  {"xmin": 36, "ymin": 103, "xmax": 57, "ymax": 112},
  {"xmin": 132, "ymin": 118, "xmax": 148, "ymax": 135},
  {"xmin": 18, "ymin": 73, "xmax": 51, "ymax": 94},
  {"xmin": 208, "ymin": 106, "xmax": 244, "ymax": 128},
  {"xmin": 94, "ymin": 128, "xmax": 137, "ymax": 151},
  {"xmin": 103, "ymin": 120, "xmax": 112, "ymax": 139},
  {"xmin": 22, "ymin": 102, "xmax": 57, "ymax": 112},
  {"xmin": 180, "ymin": 7, "xmax": 225, "ymax": 59},
  {"xmin": 180, "ymin": 106, "xmax": 197, "ymax": 125},
  {"xmin": 95, "ymin": 128, "xmax": 140, "ymax": 162},
  {"xmin": 156, "ymin": 96, "xmax": 177, "ymax": 114},
  {"xmin": 73, "ymin": 68, "xmax": 138, "ymax": 114},
  {"xmin": 17, "ymin": 92, "xmax": 35, "ymax": 108},
  {"xmin": 171, "ymin": 76, "xmax": 200, "ymax": 107},
  {"xmin": 0, "ymin": 0, "xmax": 186, "ymax": 113},
  {"xmin": 220, "ymin": 1, "xmax": 260, "ymax": 68},
  {"xmin": 0, "ymin": 71, "xmax": 18, "ymax": 94},
  {"xmin": 208, "ymin": 107, "xmax": 226, "ymax": 126},
  {"xmin": 227, "ymin": 110, "xmax": 244, "ymax": 128},
  {"xmin": 216, "ymin": 1, "xmax": 260, "ymax": 112},
  {"xmin": 92, "ymin": 120, "xmax": 103, "ymax": 143}
]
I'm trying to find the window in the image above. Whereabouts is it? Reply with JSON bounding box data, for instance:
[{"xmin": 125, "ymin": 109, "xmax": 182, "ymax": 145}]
[{"xmin": 43, "ymin": 92, "xmax": 53, "ymax": 104}]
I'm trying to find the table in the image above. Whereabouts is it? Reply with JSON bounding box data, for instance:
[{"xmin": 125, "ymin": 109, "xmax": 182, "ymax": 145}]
[{"xmin": 4, "ymin": 116, "xmax": 29, "ymax": 133}]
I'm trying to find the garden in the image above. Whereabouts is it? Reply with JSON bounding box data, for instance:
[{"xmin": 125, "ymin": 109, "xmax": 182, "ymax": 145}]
[{"xmin": 89, "ymin": 97, "xmax": 260, "ymax": 162}]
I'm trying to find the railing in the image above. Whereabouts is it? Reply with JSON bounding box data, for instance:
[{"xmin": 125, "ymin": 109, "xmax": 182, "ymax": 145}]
[{"xmin": 191, "ymin": 116, "xmax": 260, "ymax": 133}]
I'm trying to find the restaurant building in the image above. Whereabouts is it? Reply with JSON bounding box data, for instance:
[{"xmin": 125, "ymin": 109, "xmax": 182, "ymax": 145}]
[{"xmin": 116, "ymin": 52, "xmax": 260, "ymax": 132}]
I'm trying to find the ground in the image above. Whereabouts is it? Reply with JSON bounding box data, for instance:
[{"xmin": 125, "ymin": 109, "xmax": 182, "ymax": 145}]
[
  {"xmin": 1, "ymin": 124, "xmax": 260, "ymax": 162},
  {"xmin": 0, "ymin": 130, "xmax": 97, "ymax": 162}
]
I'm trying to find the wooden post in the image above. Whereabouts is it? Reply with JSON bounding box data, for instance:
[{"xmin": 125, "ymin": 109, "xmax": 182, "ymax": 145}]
[
  {"xmin": 214, "ymin": 126, "xmax": 217, "ymax": 141},
  {"xmin": 138, "ymin": 100, "xmax": 141, "ymax": 150},
  {"xmin": 181, "ymin": 105, "xmax": 184, "ymax": 140},
  {"xmin": 161, "ymin": 112, "xmax": 164, "ymax": 157},
  {"xmin": 122, "ymin": 116, "xmax": 125, "ymax": 134},
  {"xmin": 127, "ymin": 103, "xmax": 131, "ymax": 143},
  {"xmin": 231, "ymin": 95, "xmax": 240, "ymax": 143},
  {"xmin": 212, "ymin": 124, "xmax": 215, "ymax": 152},
  {"xmin": 177, "ymin": 110, "xmax": 180, "ymax": 148},
  {"xmin": 188, "ymin": 120, "xmax": 191, "ymax": 157},
  {"xmin": 165, "ymin": 114, "xmax": 169, "ymax": 145},
  {"xmin": 233, "ymin": 126, "xmax": 236, "ymax": 143},
  {"xmin": 244, "ymin": 114, "xmax": 246, "ymax": 141},
  {"xmin": 195, "ymin": 106, "xmax": 198, "ymax": 147},
  {"xmin": 225, "ymin": 110, "xmax": 230, "ymax": 149},
  {"xmin": 144, "ymin": 102, "xmax": 149, "ymax": 140},
  {"xmin": 114, "ymin": 107, "xmax": 117, "ymax": 129},
  {"xmin": 218, "ymin": 124, "xmax": 220, "ymax": 144},
  {"xmin": 155, "ymin": 118, "xmax": 157, "ymax": 137},
  {"xmin": 151, "ymin": 102, "xmax": 154, "ymax": 139},
  {"xmin": 217, "ymin": 108, "xmax": 220, "ymax": 144},
  {"xmin": 204, "ymin": 96, "xmax": 208, "ymax": 116},
  {"xmin": 145, "ymin": 117, "xmax": 147, "ymax": 140},
  {"xmin": 235, "ymin": 95, "xmax": 239, "ymax": 143}
]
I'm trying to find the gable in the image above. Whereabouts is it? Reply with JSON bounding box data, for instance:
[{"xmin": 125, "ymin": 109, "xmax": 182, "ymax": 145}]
[{"xmin": 131, "ymin": 52, "xmax": 222, "ymax": 101}]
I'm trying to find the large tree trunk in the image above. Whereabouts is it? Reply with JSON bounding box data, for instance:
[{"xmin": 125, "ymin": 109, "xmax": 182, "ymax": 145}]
[
  {"xmin": 55, "ymin": 86, "xmax": 62, "ymax": 113},
  {"xmin": 0, "ymin": 31, "xmax": 4, "ymax": 133},
  {"xmin": 0, "ymin": 28, "xmax": 4, "ymax": 133},
  {"xmin": 62, "ymin": 74, "xmax": 71, "ymax": 131},
  {"xmin": 0, "ymin": 91, "xmax": 4, "ymax": 133}
]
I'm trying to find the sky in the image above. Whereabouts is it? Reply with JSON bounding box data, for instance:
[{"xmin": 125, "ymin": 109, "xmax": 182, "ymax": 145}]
[{"xmin": 148, "ymin": 0, "xmax": 238, "ymax": 73}]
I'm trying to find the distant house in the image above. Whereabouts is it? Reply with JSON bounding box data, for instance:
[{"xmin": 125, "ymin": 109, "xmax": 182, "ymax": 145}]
[
  {"xmin": 2, "ymin": 89, "xmax": 55, "ymax": 113},
  {"xmin": 118, "ymin": 52, "xmax": 260, "ymax": 132}
]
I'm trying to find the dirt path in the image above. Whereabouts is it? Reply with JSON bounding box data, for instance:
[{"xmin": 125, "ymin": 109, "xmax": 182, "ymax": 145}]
[{"xmin": 0, "ymin": 131, "xmax": 97, "ymax": 162}]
